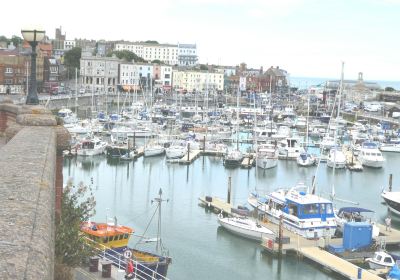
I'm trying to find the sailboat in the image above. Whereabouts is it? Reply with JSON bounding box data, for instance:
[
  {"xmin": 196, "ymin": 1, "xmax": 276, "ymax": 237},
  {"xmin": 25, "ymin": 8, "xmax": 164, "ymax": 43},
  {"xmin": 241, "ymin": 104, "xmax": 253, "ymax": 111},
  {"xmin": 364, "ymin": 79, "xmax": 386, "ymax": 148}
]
[
  {"xmin": 297, "ymin": 90, "xmax": 316, "ymax": 167},
  {"xmin": 224, "ymin": 87, "xmax": 243, "ymax": 167}
]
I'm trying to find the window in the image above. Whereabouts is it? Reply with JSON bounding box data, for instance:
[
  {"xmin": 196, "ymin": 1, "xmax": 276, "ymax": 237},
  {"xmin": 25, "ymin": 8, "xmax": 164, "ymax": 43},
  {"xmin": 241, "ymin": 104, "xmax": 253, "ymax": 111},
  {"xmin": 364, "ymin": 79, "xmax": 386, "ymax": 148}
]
[{"xmin": 5, "ymin": 68, "xmax": 13, "ymax": 74}]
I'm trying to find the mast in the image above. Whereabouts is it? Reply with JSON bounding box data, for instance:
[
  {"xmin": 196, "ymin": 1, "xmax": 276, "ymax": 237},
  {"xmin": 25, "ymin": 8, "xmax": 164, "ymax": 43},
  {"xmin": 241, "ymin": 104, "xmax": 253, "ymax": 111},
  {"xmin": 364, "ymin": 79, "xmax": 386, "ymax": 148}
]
[
  {"xmin": 236, "ymin": 84, "xmax": 240, "ymax": 151},
  {"xmin": 152, "ymin": 188, "xmax": 168, "ymax": 254},
  {"xmin": 331, "ymin": 62, "xmax": 344, "ymax": 199}
]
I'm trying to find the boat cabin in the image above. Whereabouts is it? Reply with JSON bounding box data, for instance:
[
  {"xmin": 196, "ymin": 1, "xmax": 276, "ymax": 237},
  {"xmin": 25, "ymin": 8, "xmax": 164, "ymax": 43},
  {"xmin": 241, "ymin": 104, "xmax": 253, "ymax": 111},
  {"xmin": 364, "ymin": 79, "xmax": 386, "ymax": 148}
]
[{"xmin": 80, "ymin": 221, "xmax": 134, "ymax": 249}]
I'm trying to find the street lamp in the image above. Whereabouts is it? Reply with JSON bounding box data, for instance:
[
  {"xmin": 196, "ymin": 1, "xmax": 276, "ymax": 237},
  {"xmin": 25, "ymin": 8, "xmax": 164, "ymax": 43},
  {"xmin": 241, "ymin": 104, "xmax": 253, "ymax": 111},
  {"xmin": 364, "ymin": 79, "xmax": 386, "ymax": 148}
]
[{"xmin": 21, "ymin": 28, "xmax": 45, "ymax": 105}]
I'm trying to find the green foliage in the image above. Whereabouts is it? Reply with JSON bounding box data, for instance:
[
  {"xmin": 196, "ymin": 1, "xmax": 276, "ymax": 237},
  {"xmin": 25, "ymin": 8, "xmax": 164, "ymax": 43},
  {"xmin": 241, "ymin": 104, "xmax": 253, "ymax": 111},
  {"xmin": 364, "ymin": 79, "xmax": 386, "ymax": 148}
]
[
  {"xmin": 55, "ymin": 180, "xmax": 96, "ymax": 268},
  {"xmin": 144, "ymin": 40, "xmax": 159, "ymax": 44},
  {"xmin": 0, "ymin": 35, "xmax": 23, "ymax": 47},
  {"xmin": 199, "ymin": 64, "xmax": 208, "ymax": 71},
  {"xmin": 151, "ymin": 59, "xmax": 163, "ymax": 64},
  {"xmin": 107, "ymin": 50, "xmax": 146, "ymax": 63},
  {"xmin": 385, "ymin": 87, "xmax": 395, "ymax": 92},
  {"xmin": 64, "ymin": 47, "xmax": 82, "ymax": 77}
]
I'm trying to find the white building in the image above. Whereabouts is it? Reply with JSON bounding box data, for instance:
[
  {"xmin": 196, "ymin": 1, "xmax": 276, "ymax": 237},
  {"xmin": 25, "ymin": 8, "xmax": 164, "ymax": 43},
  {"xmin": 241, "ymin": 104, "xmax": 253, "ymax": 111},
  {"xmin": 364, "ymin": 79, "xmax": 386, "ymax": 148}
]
[
  {"xmin": 64, "ymin": 40, "xmax": 76, "ymax": 50},
  {"xmin": 178, "ymin": 44, "xmax": 198, "ymax": 67},
  {"xmin": 115, "ymin": 42, "xmax": 178, "ymax": 65},
  {"xmin": 119, "ymin": 63, "xmax": 173, "ymax": 93},
  {"xmin": 172, "ymin": 70, "xmax": 224, "ymax": 93},
  {"xmin": 80, "ymin": 55, "xmax": 121, "ymax": 93}
]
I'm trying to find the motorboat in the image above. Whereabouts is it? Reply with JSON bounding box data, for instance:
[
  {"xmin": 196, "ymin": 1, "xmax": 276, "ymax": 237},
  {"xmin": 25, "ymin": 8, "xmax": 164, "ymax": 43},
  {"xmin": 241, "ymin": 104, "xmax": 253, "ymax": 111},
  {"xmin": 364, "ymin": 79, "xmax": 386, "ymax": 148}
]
[
  {"xmin": 326, "ymin": 147, "xmax": 347, "ymax": 169},
  {"xmin": 334, "ymin": 207, "xmax": 379, "ymax": 238},
  {"xmin": 358, "ymin": 141, "xmax": 385, "ymax": 168},
  {"xmin": 296, "ymin": 152, "xmax": 316, "ymax": 167},
  {"xmin": 366, "ymin": 251, "xmax": 398, "ymax": 270},
  {"xmin": 58, "ymin": 108, "xmax": 77, "ymax": 124},
  {"xmin": 248, "ymin": 183, "xmax": 337, "ymax": 239},
  {"xmin": 218, "ymin": 214, "xmax": 275, "ymax": 241},
  {"xmin": 381, "ymin": 190, "xmax": 400, "ymax": 215},
  {"xmin": 380, "ymin": 143, "xmax": 400, "ymax": 153},
  {"xmin": 278, "ymin": 137, "xmax": 304, "ymax": 160},
  {"xmin": 256, "ymin": 143, "xmax": 278, "ymax": 169},
  {"xmin": 76, "ymin": 137, "xmax": 108, "ymax": 156}
]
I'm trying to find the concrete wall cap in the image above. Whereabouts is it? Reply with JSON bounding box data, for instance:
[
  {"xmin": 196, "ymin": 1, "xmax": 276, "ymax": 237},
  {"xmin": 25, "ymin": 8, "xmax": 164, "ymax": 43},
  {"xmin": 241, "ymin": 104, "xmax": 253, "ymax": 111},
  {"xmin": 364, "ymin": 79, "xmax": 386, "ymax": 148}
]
[{"xmin": 16, "ymin": 114, "xmax": 57, "ymax": 126}]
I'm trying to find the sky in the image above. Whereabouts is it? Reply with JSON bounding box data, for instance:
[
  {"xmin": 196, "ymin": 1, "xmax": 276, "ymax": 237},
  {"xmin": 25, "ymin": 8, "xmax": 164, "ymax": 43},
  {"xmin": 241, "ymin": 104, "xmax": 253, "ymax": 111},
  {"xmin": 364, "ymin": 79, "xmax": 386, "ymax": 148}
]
[{"xmin": 2, "ymin": 0, "xmax": 400, "ymax": 81}]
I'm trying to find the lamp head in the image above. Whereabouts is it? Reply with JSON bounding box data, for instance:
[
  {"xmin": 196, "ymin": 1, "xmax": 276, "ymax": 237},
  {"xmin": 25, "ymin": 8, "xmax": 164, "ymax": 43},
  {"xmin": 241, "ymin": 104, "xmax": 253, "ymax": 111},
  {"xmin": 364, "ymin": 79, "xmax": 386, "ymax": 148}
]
[{"xmin": 21, "ymin": 28, "xmax": 45, "ymax": 43}]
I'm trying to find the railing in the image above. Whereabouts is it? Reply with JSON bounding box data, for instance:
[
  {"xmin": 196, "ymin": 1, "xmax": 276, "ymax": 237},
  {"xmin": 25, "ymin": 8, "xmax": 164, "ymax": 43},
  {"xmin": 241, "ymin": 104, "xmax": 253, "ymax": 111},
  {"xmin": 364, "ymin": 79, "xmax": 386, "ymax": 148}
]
[{"xmin": 84, "ymin": 237, "xmax": 170, "ymax": 280}]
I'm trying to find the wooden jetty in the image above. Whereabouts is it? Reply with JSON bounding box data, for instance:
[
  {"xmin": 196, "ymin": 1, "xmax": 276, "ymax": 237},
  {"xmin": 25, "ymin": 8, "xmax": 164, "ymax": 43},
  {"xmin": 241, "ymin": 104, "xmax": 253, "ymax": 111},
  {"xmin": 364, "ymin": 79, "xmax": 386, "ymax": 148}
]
[
  {"xmin": 179, "ymin": 149, "xmax": 201, "ymax": 165},
  {"xmin": 133, "ymin": 146, "xmax": 144, "ymax": 159},
  {"xmin": 198, "ymin": 196, "xmax": 233, "ymax": 215},
  {"xmin": 298, "ymin": 247, "xmax": 383, "ymax": 280},
  {"xmin": 343, "ymin": 145, "xmax": 363, "ymax": 171}
]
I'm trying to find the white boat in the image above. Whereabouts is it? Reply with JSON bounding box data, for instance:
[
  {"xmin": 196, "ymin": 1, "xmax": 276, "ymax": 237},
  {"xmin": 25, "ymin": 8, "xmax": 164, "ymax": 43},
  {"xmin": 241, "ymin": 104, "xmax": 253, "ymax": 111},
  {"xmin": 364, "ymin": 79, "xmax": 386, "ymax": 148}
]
[
  {"xmin": 58, "ymin": 108, "xmax": 77, "ymax": 124},
  {"xmin": 144, "ymin": 144, "xmax": 165, "ymax": 157},
  {"xmin": 256, "ymin": 143, "xmax": 278, "ymax": 169},
  {"xmin": 326, "ymin": 148, "xmax": 346, "ymax": 169},
  {"xmin": 166, "ymin": 143, "xmax": 187, "ymax": 159},
  {"xmin": 278, "ymin": 137, "xmax": 304, "ymax": 159},
  {"xmin": 366, "ymin": 251, "xmax": 397, "ymax": 270},
  {"xmin": 76, "ymin": 137, "xmax": 107, "ymax": 156},
  {"xmin": 381, "ymin": 190, "xmax": 400, "ymax": 215},
  {"xmin": 218, "ymin": 215, "xmax": 275, "ymax": 241},
  {"xmin": 296, "ymin": 152, "xmax": 316, "ymax": 167},
  {"xmin": 248, "ymin": 183, "xmax": 337, "ymax": 239},
  {"xmin": 358, "ymin": 141, "xmax": 385, "ymax": 168},
  {"xmin": 334, "ymin": 207, "xmax": 379, "ymax": 238},
  {"xmin": 380, "ymin": 143, "xmax": 400, "ymax": 153}
]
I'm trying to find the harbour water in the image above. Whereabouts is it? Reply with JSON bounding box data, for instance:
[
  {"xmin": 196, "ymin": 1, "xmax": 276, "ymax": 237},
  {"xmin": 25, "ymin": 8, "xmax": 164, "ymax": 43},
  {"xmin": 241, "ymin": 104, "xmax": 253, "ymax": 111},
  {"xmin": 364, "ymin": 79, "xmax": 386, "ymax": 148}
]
[{"xmin": 63, "ymin": 147, "xmax": 400, "ymax": 280}]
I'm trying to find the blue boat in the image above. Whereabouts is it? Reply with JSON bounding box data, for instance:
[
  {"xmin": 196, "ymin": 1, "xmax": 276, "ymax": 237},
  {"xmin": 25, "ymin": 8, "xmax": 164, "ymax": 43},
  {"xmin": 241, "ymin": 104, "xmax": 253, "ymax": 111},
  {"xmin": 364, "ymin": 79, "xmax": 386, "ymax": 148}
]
[{"xmin": 248, "ymin": 183, "xmax": 337, "ymax": 239}]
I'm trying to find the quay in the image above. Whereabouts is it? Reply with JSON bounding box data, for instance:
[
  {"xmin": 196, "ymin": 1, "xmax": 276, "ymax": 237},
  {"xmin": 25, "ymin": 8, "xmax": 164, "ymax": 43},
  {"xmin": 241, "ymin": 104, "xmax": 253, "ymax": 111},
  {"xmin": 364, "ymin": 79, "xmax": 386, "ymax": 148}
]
[
  {"xmin": 342, "ymin": 145, "xmax": 363, "ymax": 171},
  {"xmin": 198, "ymin": 196, "xmax": 233, "ymax": 215}
]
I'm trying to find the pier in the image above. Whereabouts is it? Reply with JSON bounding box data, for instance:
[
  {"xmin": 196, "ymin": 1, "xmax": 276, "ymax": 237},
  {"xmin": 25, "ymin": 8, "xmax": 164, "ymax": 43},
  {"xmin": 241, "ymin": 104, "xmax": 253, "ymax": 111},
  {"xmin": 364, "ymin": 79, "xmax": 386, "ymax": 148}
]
[
  {"xmin": 198, "ymin": 196, "xmax": 233, "ymax": 215},
  {"xmin": 343, "ymin": 145, "xmax": 363, "ymax": 171}
]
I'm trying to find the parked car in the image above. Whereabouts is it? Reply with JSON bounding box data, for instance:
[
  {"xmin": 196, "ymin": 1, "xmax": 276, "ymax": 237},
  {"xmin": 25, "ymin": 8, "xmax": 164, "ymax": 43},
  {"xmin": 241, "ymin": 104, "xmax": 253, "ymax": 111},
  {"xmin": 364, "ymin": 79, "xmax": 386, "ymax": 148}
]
[{"xmin": 79, "ymin": 88, "xmax": 85, "ymax": 94}]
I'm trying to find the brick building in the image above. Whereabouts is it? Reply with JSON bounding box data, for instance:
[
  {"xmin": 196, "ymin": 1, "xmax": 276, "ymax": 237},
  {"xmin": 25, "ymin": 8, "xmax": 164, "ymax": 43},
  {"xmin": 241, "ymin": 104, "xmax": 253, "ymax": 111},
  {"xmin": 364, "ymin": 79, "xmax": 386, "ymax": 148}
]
[{"xmin": 0, "ymin": 49, "xmax": 29, "ymax": 94}]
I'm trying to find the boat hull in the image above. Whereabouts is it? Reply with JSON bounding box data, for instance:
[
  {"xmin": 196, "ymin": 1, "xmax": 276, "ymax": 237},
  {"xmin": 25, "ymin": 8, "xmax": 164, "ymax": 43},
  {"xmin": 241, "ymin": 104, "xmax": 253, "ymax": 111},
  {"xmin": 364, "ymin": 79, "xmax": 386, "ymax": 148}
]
[{"xmin": 218, "ymin": 217, "xmax": 274, "ymax": 241}]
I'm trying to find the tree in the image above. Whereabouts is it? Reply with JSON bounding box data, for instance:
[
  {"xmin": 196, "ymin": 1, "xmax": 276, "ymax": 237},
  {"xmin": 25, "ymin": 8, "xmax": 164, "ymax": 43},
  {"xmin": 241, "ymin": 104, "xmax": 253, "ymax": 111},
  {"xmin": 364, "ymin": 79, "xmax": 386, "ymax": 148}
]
[
  {"xmin": 151, "ymin": 59, "xmax": 163, "ymax": 64},
  {"xmin": 10, "ymin": 36, "xmax": 23, "ymax": 47},
  {"xmin": 199, "ymin": 64, "xmax": 208, "ymax": 71},
  {"xmin": 385, "ymin": 87, "xmax": 395, "ymax": 92},
  {"xmin": 107, "ymin": 50, "xmax": 146, "ymax": 63},
  {"xmin": 144, "ymin": 40, "xmax": 159, "ymax": 44},
  {"xmin": 64, "ymin": 47, "xmax": 82, "ymax": 77},
  {"xmin": 55, "ymin": 180, "xmax": 96, "ymax": 280}
]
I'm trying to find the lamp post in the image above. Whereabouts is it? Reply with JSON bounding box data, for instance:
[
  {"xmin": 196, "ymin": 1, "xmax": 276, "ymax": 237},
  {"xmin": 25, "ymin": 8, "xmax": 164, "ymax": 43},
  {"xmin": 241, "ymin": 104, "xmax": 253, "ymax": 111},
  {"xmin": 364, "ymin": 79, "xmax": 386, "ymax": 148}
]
[{"xmin": 21, "ymin": 29, "xmax": 45, "ymax": 105}]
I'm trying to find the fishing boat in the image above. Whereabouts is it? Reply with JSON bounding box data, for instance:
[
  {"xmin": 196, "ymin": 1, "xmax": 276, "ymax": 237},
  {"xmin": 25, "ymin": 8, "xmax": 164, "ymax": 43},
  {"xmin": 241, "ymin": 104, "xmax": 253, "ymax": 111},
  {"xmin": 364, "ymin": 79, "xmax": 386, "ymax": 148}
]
[
  {"xmin": 278, "ymin": 137, "xmax": 304, "ymax": 159},
  {"xmin": 224, "ymin": 149, "xmax": 243, "ymax": 167},
  {"xmin": 218, "ymin": 214, "xmax": 275, "ymax": 241},
  {"xmin": 248, "ymin": 183, "xmax": 337, "ymax": 239},
  {"xmin": 81, "ymin": 189, "xmax": 171, "ymax": 279},
  {"xmin": 358, "ymin": 141, "xmax": 385, "ymax": 168},
  {"xmin": 366, "ymin": 251, "xmax": 398, "ymax": 269}
]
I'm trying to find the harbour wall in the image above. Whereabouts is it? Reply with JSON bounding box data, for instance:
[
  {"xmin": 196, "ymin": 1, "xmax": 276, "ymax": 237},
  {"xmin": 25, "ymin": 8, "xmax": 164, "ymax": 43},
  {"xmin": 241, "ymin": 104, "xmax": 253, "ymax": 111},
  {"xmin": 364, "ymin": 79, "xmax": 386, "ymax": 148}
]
[{"xmin": 0, "ymin": 100, "xmax": 70, "ymax": 279}]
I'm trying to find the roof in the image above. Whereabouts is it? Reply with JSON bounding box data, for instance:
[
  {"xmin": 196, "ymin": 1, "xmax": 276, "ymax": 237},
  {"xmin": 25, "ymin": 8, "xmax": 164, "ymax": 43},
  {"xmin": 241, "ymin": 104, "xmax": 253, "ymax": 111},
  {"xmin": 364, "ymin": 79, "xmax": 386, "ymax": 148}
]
[
  {"xmin": 80, "ymin": 222, "xmax": 134, "ymax": 237},
  {"xmin": 338, "ymin": 207, "xmax": 374, "ymax": 214}
]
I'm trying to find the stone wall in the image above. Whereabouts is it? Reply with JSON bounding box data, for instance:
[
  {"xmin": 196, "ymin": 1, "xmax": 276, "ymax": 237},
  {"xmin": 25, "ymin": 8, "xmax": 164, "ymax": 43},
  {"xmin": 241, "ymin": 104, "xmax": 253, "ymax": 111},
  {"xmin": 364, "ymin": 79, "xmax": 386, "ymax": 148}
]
[
  {"xmin": 0, "ymin": 127, "xmax": 56, "ymax": 279},
  {"xmin": 0, "ymin": 101, "xmax": 71, "ymax": 279}
]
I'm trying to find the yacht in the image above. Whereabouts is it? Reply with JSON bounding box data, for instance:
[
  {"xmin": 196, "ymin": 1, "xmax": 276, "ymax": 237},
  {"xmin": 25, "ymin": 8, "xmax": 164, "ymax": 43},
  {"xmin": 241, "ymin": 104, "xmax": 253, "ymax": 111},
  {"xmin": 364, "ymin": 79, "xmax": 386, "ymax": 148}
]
[
  {"xmin": 326, "ymin": 147, "xmax": 347, "ymax": 169},
  {"xmin": 358, "ymin": 141, "xmax": 385, "ymax": 168},
  {"xmin": 256, "ymin": 143, "xmax": 278, "ymax": 169},
  {"xmin": 58, "ymin": 108, "xmax": 77, "ymax": 124},
  {"xmin": 166, "ymin": 142, "xmax": 187, "ymax": 159},
  {"xmin": 278, "ymin": 137, "xmax": 304, "ymax": 159},
  {"xmin": 248, "ymin": 183, "xmax": 337, "ymax": 239},
  {"xmin": 144, "ymin": 143, "xmax": 165, "ymax": 157},
  {"xmin": 218, "ymin": 215, "xmax": 275, "ymax": 241},
  {"xmin": 381, "ymin": 190, "xmax": 400, "ymax": 215}
]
